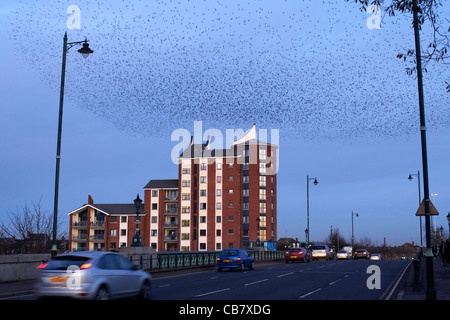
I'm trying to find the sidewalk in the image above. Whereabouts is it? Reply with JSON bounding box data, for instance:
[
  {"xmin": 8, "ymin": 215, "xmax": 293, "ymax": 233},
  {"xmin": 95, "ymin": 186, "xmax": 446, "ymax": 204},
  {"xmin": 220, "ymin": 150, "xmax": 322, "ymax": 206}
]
[
  {"xmin": 397, "ymin": 257, "xmax": 450, "ymax": 300},
  {"xmin": 0, "ymin": 279, "xmax": 35, "ymax": 299}
]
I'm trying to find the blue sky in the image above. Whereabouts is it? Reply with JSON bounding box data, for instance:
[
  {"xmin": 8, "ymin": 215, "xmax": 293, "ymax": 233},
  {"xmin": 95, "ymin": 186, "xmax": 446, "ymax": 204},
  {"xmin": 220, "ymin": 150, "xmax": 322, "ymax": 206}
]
[{"xmin": 1, "ymin": 0, "xmax": 449, "ymax": 246}]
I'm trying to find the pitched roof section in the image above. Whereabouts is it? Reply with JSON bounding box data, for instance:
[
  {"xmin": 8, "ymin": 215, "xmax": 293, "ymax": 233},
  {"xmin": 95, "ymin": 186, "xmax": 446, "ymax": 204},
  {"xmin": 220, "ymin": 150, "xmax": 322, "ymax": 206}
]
[
  {"xmin": 67, "ymin": 203, "xmax": 147, "ymax": 216},
  {"xmin": 144, "ymin": 179, "xmax": 179, "ymax": 189}
]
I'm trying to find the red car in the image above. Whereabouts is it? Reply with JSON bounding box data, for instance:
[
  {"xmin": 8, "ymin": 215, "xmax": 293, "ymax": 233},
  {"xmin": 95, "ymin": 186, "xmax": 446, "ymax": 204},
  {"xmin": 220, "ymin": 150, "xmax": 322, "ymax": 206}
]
[{"xmin": 285, "ymin": 247, "xmax": 312, "ymax": 263}]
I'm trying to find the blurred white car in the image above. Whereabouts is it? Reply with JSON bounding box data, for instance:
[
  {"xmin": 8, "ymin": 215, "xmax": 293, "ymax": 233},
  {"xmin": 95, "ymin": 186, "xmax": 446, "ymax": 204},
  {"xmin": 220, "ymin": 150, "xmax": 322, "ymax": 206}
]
[
  {"xmin": 36, "ymin": 251, "xmax": 151, "ymax": 300},
  {"xmin": 336, "ymin": 250, "xmax": 350, "ymax": 260},
  {"xmin": 370, "ymin": 254, "xmax": 381, "ymax": 261}
]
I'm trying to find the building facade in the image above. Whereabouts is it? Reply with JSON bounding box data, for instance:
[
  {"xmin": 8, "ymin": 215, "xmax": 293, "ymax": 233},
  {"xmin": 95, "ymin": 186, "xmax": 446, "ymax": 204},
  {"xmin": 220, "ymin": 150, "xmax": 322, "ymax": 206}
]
[{"xmin": 68, "ymin": 125, "xmax": 277, "ymax": 252}]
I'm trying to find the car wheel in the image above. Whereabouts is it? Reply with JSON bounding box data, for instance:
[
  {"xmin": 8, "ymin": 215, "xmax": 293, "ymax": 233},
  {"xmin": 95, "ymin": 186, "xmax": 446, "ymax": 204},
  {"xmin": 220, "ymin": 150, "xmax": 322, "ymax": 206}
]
[
  {"xmin": 95, "ymin": 285, "xmax": 110, "ymax": 300},
  {"xmin": 240, "ymin": 263, "xmax": 245, "ymax": 271},
  {"xmin": 137, "ymin": 280, "xmax": 151, "ymax": 300}
]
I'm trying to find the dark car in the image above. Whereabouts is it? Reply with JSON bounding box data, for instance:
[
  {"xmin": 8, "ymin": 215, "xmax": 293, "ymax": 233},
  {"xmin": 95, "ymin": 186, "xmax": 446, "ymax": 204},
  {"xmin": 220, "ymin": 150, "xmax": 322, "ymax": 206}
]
[
  {"xmin": 217, "ymin": 248, "xmax": 254, "ymax": 271},
  {"xmin": 285, "ymin": 247, "xmax": 311, "ymax": 263},
  {"xmin": 354, "ymin": 249, "xmax": 370, "ymax": 260}
]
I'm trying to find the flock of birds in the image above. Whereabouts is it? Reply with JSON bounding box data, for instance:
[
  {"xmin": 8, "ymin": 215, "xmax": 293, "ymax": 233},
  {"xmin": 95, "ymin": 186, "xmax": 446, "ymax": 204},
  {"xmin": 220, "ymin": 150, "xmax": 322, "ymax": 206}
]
[{"xmin": 7, "ymin": 0, "xmax": 450, "ymax": 141}]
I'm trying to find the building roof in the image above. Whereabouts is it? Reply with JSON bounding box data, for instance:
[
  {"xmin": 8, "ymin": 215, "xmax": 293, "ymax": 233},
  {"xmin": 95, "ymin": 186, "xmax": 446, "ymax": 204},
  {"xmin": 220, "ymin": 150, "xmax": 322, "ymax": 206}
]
[
  {"xmin": 67, "ymin": 203, "xmax": 147, "ymax": 216},
  {"xmin": 144, "ymin": 179, "xmax": 179, "ymax": 189}
]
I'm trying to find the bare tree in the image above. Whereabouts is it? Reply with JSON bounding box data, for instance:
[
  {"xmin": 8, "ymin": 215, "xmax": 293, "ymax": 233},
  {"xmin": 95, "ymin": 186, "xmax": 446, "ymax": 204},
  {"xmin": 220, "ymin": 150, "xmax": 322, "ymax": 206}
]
[{"xmin": 1, "ymin": 199, "xmax": 66, "ymax": 253}]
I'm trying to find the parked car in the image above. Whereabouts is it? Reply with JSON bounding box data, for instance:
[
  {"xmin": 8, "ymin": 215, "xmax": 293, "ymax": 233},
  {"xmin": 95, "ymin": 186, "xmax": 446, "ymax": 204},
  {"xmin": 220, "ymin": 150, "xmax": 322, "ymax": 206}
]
[
  {"xmin": 336, "ymin": 250, "xmax": 351, "ymax": 260},
  {"xmin": 217, "ymin": 248, "xmax": 254, "ymax": 271},
  {"xmin": 35, "ymin": 251, "xmax": 151, "ymax": 300},
  {"xmin": 311, "ymin": 244, "xmax": 332, "ymax": 260},
  {"xmin": 285, "ymin": 247, "xmax": 312, "ymax": 263},
  {"xmin": 354, "ymin": 249, "xmax": 370, "ymax": 260},
  {"xmin": 370, "ymin": 254, "xmax": 382, "ymax": 260}
]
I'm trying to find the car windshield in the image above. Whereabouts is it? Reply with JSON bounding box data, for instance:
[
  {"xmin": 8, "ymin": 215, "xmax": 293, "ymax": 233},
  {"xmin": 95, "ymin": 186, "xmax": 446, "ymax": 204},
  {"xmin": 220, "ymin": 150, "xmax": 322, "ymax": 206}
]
[
  {"xmin": 288, "ymin": 249, "xmax": 302, "ymax": 252},
  {"xmin": 219, "ymin": 250, "xmax": 239, "ymax": 257},
  {"xmin": 44, "ymin": 255, "xmax": 91, "ymax": 270},
  {"xmin": 312, "ymin": 246, "xmax": 326, "ymax": 250},
  {"xmin": 337, "ymin": 250, "xmax": 347, "ymax": 253}
]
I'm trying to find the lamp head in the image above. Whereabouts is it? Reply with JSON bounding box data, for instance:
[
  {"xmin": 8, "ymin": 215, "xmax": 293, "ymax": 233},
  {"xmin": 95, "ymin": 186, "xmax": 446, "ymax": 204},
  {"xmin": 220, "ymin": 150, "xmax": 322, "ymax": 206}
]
[
  {"xmin": 313, "ymin": 178, "xmax": 318, "ymax": 185},
  {"xmin": 408, "ymin": 174, "xmax": 413, "ymax": 181},
  {"xmin": 78, "ymin": 41, "xmax": 94, "ymax": 58},
  {"xmin": 134, "ymin": 194, "xmax": 142, "ymax": 211}
]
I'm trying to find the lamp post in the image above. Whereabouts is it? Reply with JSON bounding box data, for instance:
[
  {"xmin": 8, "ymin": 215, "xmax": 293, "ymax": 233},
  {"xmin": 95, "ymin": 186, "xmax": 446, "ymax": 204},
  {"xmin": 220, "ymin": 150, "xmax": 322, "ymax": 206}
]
[
  {"xmin": 52, "ymin": 32, "xmax": 94, "ymax": 258},
  {"xmin": 351, "ymin": 211, "xmax": 359, "ymax": 251},
  {"xmin": 447, "ymin": 213, "xmax": 450, "ymax": 236},
  {"xmin": 408, "ymin": 171, "xmax": 422, "ymax": 247},
  {"xmin": 131, "ymin": 194, "xmax": 143, "ymax": 247},
  {"xmin": 256, "ymin": 217, "xmax": 261, "ymax": 247},
  {"xmin": 412, "ymin": 0, "xmax": 435, "ymax": 300},
  {"xmin": 306, "ymin": 175, "xmax": 318, "ymax": 246}
]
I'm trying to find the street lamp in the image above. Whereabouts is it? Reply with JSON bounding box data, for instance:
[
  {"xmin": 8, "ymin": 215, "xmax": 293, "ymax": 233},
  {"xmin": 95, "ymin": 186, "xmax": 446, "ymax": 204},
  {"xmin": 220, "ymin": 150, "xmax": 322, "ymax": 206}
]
[
  {"xmin": 131, "ymin": 194, "xmax": 143, "ymax": 247},
  {"xmin": 408, "ymin": 171, "xmax": 423, "ymax": 247},
  {"xmin": 52, "ymin": 32, "xmax": 94, "ymax": 257},
  {"xmin": 306, "ymin": 175, "xmax": 318, "ymax": 246},
  {"xmin": 256, "ymin": 217, "xmax": 261, "ymax": 247},
  {"xmin": 351, "ymin": 211, "xmax": 359, "ymax": 251}
]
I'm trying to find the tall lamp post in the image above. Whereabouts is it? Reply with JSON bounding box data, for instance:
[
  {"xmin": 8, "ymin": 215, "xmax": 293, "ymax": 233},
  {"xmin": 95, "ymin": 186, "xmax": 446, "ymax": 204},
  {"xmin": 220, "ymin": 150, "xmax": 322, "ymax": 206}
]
[
  {"xmin": 408, "ymin": 171, "xmax": 422, "ymax": 247},
  {"xmin": 446, "ymin": 213, "xmax": 450, "ymax": 237},
  {"xmin": 306, "ymin": 175, "xmax": 318, "ymax": 246},
  {"xmin": 412, "ymin": 0, "xmax": 435, "ymax": 300},
  {"xmin": 351, "ymin": 211, "xmax": 359, "ymax": 251},
  {"xmin": 131, "ymin": 194, "xmax": 143, "ymax": 247},
  {"xmin": 52, "ymin": 32, "xmax": 94, "ymax": 257}
]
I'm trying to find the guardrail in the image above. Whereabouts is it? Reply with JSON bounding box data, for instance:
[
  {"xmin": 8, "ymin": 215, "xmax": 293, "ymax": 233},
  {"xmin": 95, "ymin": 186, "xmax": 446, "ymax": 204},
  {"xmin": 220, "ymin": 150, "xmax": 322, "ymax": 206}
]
[{"xmin": 129, "ymin": 250, "xmax": 285, "ymax": 272}]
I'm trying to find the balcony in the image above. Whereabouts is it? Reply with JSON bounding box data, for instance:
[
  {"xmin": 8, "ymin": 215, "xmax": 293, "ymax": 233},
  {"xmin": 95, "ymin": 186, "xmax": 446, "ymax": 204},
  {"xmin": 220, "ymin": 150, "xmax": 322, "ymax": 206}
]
[
  {"xmin": 164, "ymin": 210, "xmax": 178, "ymax": 216},
  {"xmin": 72, "ymin": 221, "xmax": 87, "ymax": 228},
  {"xmin": 164, "ymin": 235, "xmax": 178, "ymax": 242},
  {"xmin": 90, "ymin": 221, "xmax": 105, "ymax": 228},
  {"xmin": 164, "ymin": 222, "xmax": 179, "ymax": 228},
  {"xmin": 71, "ymin": 234, "xmax": 87, "ymax": 241},
  {"xmin": 90, "ymin": 234, "xmax": 105, "ymax": 241},
  {"xmin": 164, "ymin": 196, "xmax": 178, "ymax": 203}
]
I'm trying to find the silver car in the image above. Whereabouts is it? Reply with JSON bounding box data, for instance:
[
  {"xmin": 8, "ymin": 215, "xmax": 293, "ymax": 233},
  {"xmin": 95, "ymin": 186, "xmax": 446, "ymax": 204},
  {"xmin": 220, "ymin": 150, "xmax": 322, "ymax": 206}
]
[{"xmin": 35, "ymin": 251, "xmax": 151, "ymax": 300}]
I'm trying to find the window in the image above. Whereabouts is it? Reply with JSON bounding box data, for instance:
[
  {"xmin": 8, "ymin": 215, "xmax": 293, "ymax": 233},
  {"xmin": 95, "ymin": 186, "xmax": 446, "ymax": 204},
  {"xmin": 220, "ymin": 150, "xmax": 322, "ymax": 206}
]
[
  {"xmin": 217, "ymin": 176, "xmax": 221, "ymax": 183},
  {"xmin": 243, "ymin": 203, "xmax": 249, "ymax": 210},
  {"xmin": 182, "ymin": 168, "xmax": 190, "ymax": 174},
  {"xmin": 200, "ymin": 203, "xmax": 206, "ymax": 210},
  {"xmin": 152, "ymin": 190, "xmax": 158, "ymax": 197},
  {"xmin": 216, "ymin": 230, "xmax": 221, "ymax": 236},
  {"xmin": 217, "ymin": 163, "xmax": 222, "ymax": 170},
  {"xmin": 228, "ymin": 216, "xmax": 234, "ymax": 221},
  {"xmin": 121, "ymin": 216, "xmax": 127, "ymax": 223},
  {"xmin": 228, "ymin": 202, "xmax": 234, "ymax": 208},
  {"xmin": 217, "ymin": 189, "xmax": 221, "ymax": 196},
  {"xmin": 110, "ymin": 229, "xmax": 117, "ymax": 236},
  {"xmin": 243, "ymin": 189, "xmax": 249, "ymax": 196},
  {"xmin": 121, "ymin": 229, "xmax": 127, "ymax": 236},
  {"xmin": 182, "ymin": 233, "xmax": 190, "ymax": 240},
  {"xmin": 200, "ymin": 189, "xmax": 206, "ymax": 197},
  {"xmin": 260, "ymin": 176, "xmax": 266, "ymax": 186},
  {"xmin": 182, "ymin": 193, "xmax": 190, "ymax": 200},
  {"xmin": 228, "ymin": 163, "xmax": 234, "ymax": 168},
  {"xmin": 216, "ymin": 216, "xmax": 222, "ymax": 223},
  {"xmin": 110, "ymin": 216, "xmax": 117, "ymax": 223},
  {"xmin": 243, "ymin": 176, "xmax": 249, "ymax": 183},
  {"xmin": 182, "ymin": 206, "xmax": 190, "ymax": 213},
  {"xmin": 260, "ymin": 216, "xmax": 267, "ymax": 227},
  {"xmin": 260, "ymin": 203, "xmax": 266, "ymax": 213},
  {"xmin": 151, "ymin": 216, "xmax": 157, "ymax": 224},
  {"xmin": 151, "ymin": 230, "xmax": 157, "ymax": 236},
  {"xmin": 228, "ymin": 175, "xmax": 234, "ymax": 181},
  {"xmin": 182, "ymin": 220, "xmax": 190, "ymax": 227},
  {"xmin": 216, "ymin": 202, "xmax": 221, "ymax": 209},
  {"xmin": 216, "ymin": 243, "xmax": 221, "ymax": 250},
  {"xmin": 182, "ymin": 180, "xmax": 190, "ymax": 187},
  {"xmin": 152, "ymin": 203, "xmax": 157, "ymax": 210},
  {"xmin": 200, "ymin": 230, "xmax": 206, "ymax": 236},
  {"xmin": 200, "ymin": 176, "xmax": 207, "ymax": 183},
  {"xmin": 259, "ymin": 189, "xmax": 266, "ymax": 200},
  {"xmin": 200, "ymin": 216, "xmax": 206, "ymax": 223},
  {"xmin": 259, "ymin": 163, "xmax": 266, "ymax": 173},
  {"xmin": 228, "ymin": 189, "xmax": 233, "ymax": 194},
  {"xmin": 201, "ymin": 163, "xmax": 207, "ymax": 170},
  {"xmin": 200, "ymin": 243, "xmax": 206, "ymax": 250},
  {"xmin": 228, "ymin": 229, "xmax": 234, "ymax": 235}
]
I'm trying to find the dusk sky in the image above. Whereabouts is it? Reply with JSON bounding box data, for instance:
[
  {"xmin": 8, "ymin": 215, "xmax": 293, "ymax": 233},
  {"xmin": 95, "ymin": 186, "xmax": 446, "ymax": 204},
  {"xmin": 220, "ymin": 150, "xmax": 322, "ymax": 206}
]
[{"xmin": 1, "ymin": 0, "xmax": 449, "ymax": 247}]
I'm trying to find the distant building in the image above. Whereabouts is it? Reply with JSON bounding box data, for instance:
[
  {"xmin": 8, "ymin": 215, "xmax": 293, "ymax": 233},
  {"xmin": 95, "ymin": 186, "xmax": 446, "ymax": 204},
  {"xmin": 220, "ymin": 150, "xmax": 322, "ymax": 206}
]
[{"xmin": 68, "ymin": 125, "xmax": 278, "ymax": 252}]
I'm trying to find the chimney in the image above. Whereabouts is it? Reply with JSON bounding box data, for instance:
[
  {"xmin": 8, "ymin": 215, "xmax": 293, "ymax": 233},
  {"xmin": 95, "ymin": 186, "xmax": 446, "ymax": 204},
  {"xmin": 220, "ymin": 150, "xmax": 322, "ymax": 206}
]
[{"xmin": 88, "ymin": 195, "xmax": 94, "ymax": 205}]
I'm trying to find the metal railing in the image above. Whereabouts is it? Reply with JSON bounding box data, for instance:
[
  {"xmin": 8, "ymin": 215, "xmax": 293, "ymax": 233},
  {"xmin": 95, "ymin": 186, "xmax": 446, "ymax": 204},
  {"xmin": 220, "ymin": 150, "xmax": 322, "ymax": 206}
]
[{"xmin": 128, "ymin": 250, "xmax": 285, "ymax": 272}]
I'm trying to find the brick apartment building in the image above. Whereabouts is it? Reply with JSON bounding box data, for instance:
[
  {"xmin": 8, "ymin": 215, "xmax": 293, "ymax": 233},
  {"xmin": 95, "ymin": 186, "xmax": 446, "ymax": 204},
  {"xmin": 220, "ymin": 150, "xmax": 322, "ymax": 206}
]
[{"xmin": 68, "ymin": 125, "xmax": 277, "ymax": 252}]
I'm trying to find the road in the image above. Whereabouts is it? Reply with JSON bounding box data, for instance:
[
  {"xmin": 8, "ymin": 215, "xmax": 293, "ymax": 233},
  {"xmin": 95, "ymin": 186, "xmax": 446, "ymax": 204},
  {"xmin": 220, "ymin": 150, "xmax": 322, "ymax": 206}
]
[
  {"xmin": 5, "ymin": 259, "xmax": 409, "ymax": 300},
  {"xmin": 152, "ymin": 259, "xmax": 409, "ymax": 300}
]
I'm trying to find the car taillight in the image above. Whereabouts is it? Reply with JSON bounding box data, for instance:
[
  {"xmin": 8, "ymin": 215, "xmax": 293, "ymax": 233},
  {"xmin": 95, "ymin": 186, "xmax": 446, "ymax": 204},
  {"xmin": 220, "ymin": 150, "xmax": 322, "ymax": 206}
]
[
  {"xmin": 37, "ymin": 263, "xmax": 48, "ymax": 269},
  {"xmin": 80, "ymin": 263, "xmax": 92, "ymax": 270},
  {"xmin": 237, "ymin": 257, "xmax": 241, "ymax": 262}
]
